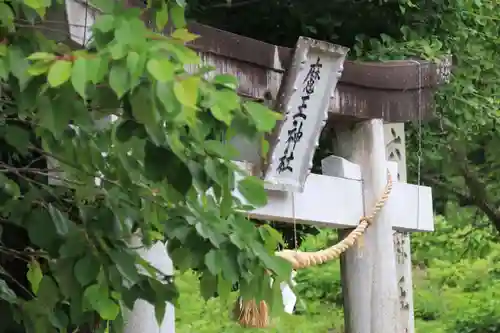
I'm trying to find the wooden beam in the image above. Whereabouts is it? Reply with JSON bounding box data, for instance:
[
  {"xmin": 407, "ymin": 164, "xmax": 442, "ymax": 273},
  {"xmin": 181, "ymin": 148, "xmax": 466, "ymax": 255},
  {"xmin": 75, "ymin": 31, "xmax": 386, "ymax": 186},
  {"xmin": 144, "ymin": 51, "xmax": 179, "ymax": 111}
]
[
  {"xmin": 247, "ymin": 172, "xmax": 364, "ymax": 228},
  {"xmin": 233, "ymin": 160, "xmax": 434, "ymax": 232}
]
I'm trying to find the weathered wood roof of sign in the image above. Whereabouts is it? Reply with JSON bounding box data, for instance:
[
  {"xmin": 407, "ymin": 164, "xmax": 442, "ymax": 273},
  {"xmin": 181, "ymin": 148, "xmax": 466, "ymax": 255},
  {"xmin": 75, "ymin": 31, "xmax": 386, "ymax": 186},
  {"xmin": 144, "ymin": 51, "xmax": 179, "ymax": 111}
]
[{"xmin": 186, "ymin": 23, "xmax": 451, "ymax": 122}]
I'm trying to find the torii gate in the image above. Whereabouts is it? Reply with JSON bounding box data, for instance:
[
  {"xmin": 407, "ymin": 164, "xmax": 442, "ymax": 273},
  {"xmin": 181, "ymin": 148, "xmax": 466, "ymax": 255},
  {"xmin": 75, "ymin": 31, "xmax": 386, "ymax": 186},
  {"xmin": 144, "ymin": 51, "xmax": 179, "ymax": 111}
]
[
  {"xmin": 59, "ymin": 1, "xmax": 451, "ymax": 332},
  {"xmin": 230, "ymin": 38, "xmax": 433, "ymax": 333}
]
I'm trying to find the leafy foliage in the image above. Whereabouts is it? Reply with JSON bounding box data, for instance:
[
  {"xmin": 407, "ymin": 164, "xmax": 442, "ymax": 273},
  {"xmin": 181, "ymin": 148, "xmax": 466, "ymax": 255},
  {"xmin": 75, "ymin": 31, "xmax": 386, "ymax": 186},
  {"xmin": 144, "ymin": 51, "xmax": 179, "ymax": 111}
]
[{"xmin": 0, "ymin": 1, "xmax": 291, "ymax": 332}]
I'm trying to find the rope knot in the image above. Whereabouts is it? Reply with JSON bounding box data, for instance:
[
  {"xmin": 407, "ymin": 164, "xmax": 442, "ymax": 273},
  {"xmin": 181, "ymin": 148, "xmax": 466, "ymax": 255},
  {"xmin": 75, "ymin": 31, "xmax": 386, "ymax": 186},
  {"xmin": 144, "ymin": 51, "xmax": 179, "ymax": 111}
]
[{"xmin": 359, "ymin": 216, "xmax": 372, "ymax": 225}]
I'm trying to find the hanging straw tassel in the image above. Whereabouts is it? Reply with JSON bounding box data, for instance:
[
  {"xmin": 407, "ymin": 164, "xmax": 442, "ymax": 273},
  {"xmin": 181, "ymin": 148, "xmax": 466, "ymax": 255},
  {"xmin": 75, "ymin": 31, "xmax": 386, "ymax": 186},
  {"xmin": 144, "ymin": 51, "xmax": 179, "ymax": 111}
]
[
  {"xmin": 233, "ymin": 170, "xmax": 393, "ymax": 328},
  {"xmin": 233, "ymin": 297, "xmax": 269, "ymax": 328}
]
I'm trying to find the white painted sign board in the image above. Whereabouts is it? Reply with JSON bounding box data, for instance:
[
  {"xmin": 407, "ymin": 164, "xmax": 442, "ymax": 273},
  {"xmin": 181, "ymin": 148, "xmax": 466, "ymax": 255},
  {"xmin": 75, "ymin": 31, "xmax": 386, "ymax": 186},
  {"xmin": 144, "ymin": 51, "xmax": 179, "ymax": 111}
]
[{"xmin": 264, "ymin": 37, "xmax": 348, "ymax": 193}]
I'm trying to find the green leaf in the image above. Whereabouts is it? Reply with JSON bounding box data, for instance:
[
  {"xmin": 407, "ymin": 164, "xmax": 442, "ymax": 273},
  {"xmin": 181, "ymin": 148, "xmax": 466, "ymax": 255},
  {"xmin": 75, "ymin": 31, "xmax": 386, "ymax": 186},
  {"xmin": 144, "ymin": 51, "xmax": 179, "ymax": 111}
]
[
  {"xmin": 115, "ymin": 119, "xmax": 147, "ymax": 142},
  {"xmin": 160, "ymin": 43, "xmax": 201, "ymax": 65},
  {"xmin": 71, "ymin": 58, "xmax": 88, "ymax": 99},
  {"xmin": 0, "ymin": 3, "xmax": 15, "ymax": 32},
  {"xmin": 7, "ymin": 47, "xmax": 30, "ymax": 89},
  {"xmin": 243, "ymin": 101, "xmax": 282, "ymax": 132},
  {"xmin": 204, "ymin": 157, "xmax": 221, "ymax": 184},
  {"xmin": 260, "ymin": 224, "xmax": 284, "ymax": 246},
  {"xmin": 87, "ymin": 57, "xmax": 108, "ymax": 84},
  {"xmin": 37, "ymin": 276, "xmax": 60, "ymax": 309},
  {"xmin": 155, "ymin": 301, "xmax": 166, "ymax": 326},
  {"xmin": 155, "ymin": 5, "xmax": 169, "ymax": 31},
  {"xmin": 27, "ymin": 52, "xmax": 55, "ymax": 61},
  {"xmin": 210, "ymin": 89, "xmax": 240, "ymax": 125},
  {"xmin": 270, "ymin": 275, "xmax": 284, "ymax": 315},
  {"xmin": 26, "ymin": 208, "xmax": 59, "ymax": 251},
  {"xmin": 216, "ymin": 274, "xmax": 232, "ymax": 301},
  {"xmin": 115, "ymin": 18, "xmax": 147, "ymax": 47},
  {"xmin": 84, "ymin": 284, "xmax": 120, "ymax": 320},
  {"xmin": 169, "ymin": 245, "xmax": 194, "ymax": 272},
  {"xmin": 237, "ymin": 176, "xmax": 268, "ymax": 207},
  {"xmin": 59, "ymin": 231, "xmax": 87, "ymax": 258},
  {"xmin": 24, "ymin": 0, "xmax": 46, "ymax": 10},
  {"xmin": 27, "ymin": 61, "xmax": 52, "ymax": 76},
  {"xmin": 213, "ymin": 74, "xmax": 239, "ymax": 90},
  {"xmin": 144, "ymin": 141, "xmax": 192, "ymax": 195},
  {"xmin": 128, "ymin": 85, "xmax": 163, "ymax": 144},
  {"xmin": 49, "ymin": 308, "xmax": 70, "ymax": 330},
  {"xmin": 4, "ymin": 124, "xmax": 30, "ymax": 155},
  {"xmin": 126, "ymin": 51, "xmax": 145, "ymax": 83},
  {"xmin": 170, "ymin": 3, "xmax": 186, "ymax": 28},
  {"xmin": 108, "ymin": 250, "xmax": 140, "ymax": 284},
  {"xmin": 93, "ymin": 14, "xmax": 114, "ymax": 32},
  {"xmin": 109, "ymin": 44, "xmax": 126, "ymax": 61},
  {"xmin": 47, "ymin": 60, "xmax": 72, "ymax": 87},
  {"xmin": 204, "ymin": 140, "xmax": 238, "ymax": 159},
  {"xmin": 109, "ymin": 64, "xmax": 129, "ymax": 99},
  {"xmin": 260, "ymin": 136, "xmax": 270, "ymax": 156},
  {"xmin": 0, "ymin": 278, "xmax": 17, "ymax": 303},
  {"xmin": 254, "ymin": 245, "xmax": 291, "ymax": 278},
  {"xmin": 36, "ymin": 95, "xmax": 72, "ymax": 137},
  {"xmin": 47, "ymin": 204, "xmax": 71, "ymax": 236},
  {"xmin": 0, "ymin": 173, "xmax": 21, "ymax": 199},
  {"xmin": 74, "ymin": 254, "xmax": 101, "ymax": 286},
  {"xmin": 27, "ymin": 260, "xmax": 43, "ymax": 295},
  {"xmin": 173, "ymin": 77, "xmax": 199, "ymax": 108},
  {"xmin": 219, "ymin": 249, "xmax": 239, "ymax": 282},
  {"xmin": 144, "ymin": 141, "xmax": 174, "ymax": 182},
  {"xmin": 205, "ymin": 250, "xmax": 221, "ymax": 275},
  {"xmin": 156, "ymin": 81, "xmax": 181, "ymax": 116},
  {"xmin": 199, "ymin": 273, "xmax": 217, "ymax": 300},
  {"xmin": 171, "ymin": 29, "xmax": 199, "ymax": 42},
  {"xmin": 147, "ymin": 59, "xmax": 175, "ymax": 82}
]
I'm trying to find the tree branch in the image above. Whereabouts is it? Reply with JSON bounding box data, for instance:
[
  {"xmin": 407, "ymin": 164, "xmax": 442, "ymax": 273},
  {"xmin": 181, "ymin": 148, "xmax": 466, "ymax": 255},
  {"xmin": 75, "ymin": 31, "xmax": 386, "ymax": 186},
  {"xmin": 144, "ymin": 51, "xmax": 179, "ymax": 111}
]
[{"xmin": 451, "ymin": 146, "xmax": 500, "ymax": 233}]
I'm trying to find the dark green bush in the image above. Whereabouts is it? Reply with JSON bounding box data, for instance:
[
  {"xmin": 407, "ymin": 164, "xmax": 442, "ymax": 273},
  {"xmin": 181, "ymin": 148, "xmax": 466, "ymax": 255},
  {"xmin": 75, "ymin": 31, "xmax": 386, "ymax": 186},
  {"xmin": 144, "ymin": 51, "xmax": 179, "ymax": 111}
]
[
  {"xmin": 295, "ymin": 263, "xmax": 343, "ymax": 308},
  {"xmin": 293, "ymin": 230, "xmax": 343, "ymax": 311}
]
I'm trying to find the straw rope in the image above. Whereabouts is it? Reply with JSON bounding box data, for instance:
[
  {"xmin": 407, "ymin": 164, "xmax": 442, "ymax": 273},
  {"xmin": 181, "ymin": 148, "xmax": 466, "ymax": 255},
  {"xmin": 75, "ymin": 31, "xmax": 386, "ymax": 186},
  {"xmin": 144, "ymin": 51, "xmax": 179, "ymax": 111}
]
[{"xmin": 275, "ymin": 169, "xmax": 393, "ymax": 269}]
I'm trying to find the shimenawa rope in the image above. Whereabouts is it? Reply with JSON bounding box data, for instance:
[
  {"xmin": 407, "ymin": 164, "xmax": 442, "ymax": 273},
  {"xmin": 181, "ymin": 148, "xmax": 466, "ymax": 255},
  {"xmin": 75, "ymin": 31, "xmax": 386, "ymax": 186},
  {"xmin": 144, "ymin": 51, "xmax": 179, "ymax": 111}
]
[{"xmin": 236, "ymin": 170, "xmax": 393, "ymax": 328}]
